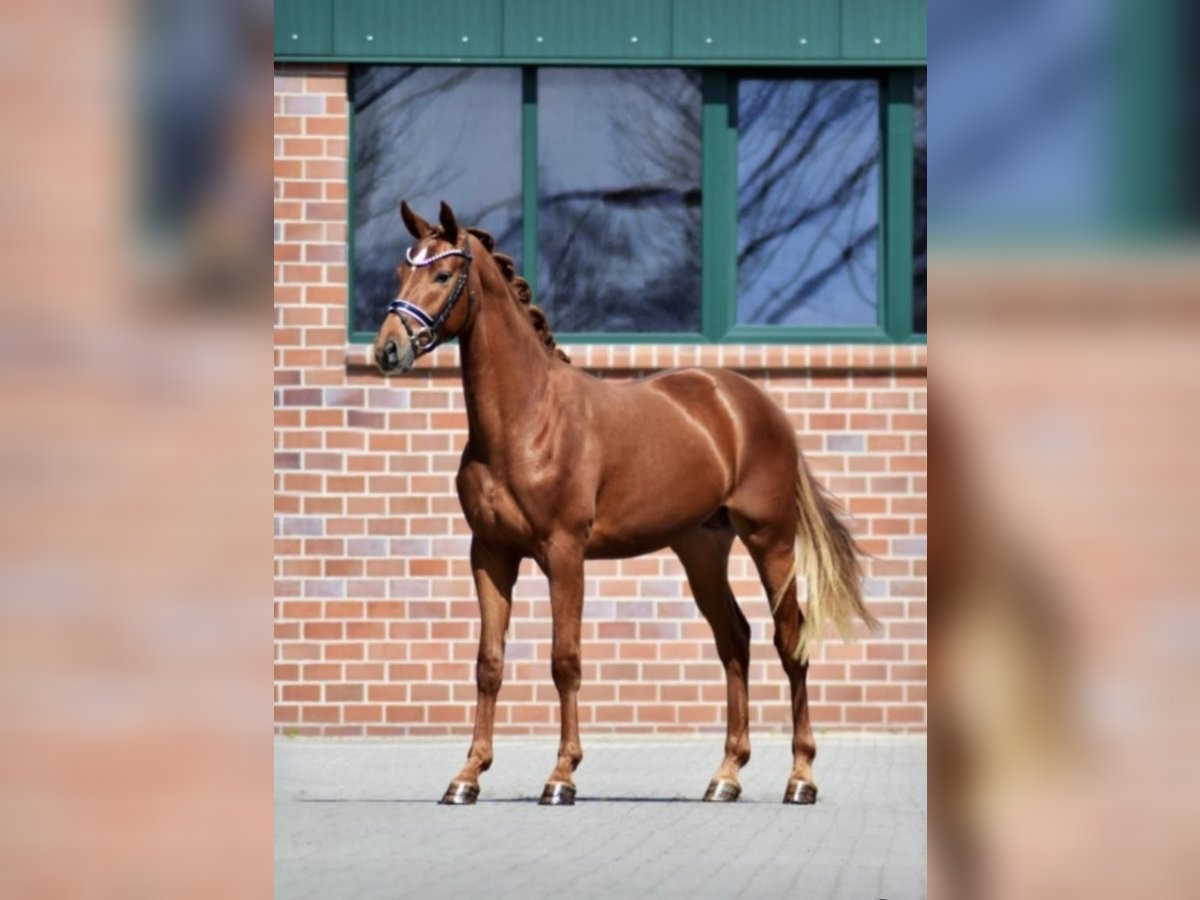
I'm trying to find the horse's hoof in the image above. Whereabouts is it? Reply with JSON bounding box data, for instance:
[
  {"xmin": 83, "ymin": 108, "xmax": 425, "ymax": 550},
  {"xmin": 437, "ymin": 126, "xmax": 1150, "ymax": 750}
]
[
  {"xmin": 538, "ymin": 782, "xmax": 576, "ymax": 806},
  {"xmin": 703, "ymin": 779, "xmax": 742, "ymax": 802},
  {"xmin": 439, "ymin": 782, "xmax": 479, "ymax": 805},
  {"xmin": 782, "ymin": 780, "xmax": 817, "ymax": 804}
]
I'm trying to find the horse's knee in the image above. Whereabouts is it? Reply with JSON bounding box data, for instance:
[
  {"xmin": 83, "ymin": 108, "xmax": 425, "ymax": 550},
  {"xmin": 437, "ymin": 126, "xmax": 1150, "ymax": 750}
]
[
  {"xmin": 550, "ymin": 648, "xmax": 581, "ymax": 691},
  {"xmin": 476, "ymin": 651, "xmax": 504, "ymax": 695}
]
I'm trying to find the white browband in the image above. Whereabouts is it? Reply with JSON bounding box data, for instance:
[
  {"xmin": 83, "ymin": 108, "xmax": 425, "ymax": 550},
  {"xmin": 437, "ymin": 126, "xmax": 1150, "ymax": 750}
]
[{"xmin": 406, "ymin": 245, "xmax": 469, "ymax": 267}]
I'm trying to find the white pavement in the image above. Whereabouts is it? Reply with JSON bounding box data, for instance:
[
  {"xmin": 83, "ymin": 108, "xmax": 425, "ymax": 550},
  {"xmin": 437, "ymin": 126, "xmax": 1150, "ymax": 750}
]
[{"xmin": 276, "ymin": 734, "xmax": 926, "ymax": 899}]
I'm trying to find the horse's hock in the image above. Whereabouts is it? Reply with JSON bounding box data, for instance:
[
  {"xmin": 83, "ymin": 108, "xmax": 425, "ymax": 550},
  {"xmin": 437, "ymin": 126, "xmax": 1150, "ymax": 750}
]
[{"xmin": 273, "ymin": 68, "xmax": 927, "ymax": 747}]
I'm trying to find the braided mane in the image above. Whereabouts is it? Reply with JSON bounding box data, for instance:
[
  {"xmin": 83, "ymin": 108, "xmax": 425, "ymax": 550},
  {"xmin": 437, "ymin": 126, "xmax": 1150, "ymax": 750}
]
[{"xmin": 457, "ymin": 226, "xmax": 570, "ymax": 364}]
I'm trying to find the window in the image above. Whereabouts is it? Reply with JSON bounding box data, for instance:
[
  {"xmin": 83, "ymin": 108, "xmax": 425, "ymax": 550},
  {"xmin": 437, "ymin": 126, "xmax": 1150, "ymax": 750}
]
[
  {"xmin": 348, "ymin": 65, "xmax": 919, "ymax": 343},
  {"xmin": 537, "ymin": 69, "xmax": 702, "ymax": 333},
  {"xmin": 736, "ymin": 78, "xmax": 881, "ymax": 327},
  {"xmin": 350, "ymin": 66, "xmax": 522, "ymax": 335}
]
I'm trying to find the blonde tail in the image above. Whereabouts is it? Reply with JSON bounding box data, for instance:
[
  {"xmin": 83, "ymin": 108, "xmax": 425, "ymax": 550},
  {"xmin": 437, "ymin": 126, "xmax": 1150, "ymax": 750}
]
[{"xmin": 784, "ymin": 453, "xmax": 878, "ymax": 664}]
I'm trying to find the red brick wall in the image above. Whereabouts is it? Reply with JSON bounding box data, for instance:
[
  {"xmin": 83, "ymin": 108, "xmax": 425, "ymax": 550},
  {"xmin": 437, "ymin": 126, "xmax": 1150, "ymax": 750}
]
[{"xmin": 274, "ymin": 66, "xmax": 928, "ymax": 736}]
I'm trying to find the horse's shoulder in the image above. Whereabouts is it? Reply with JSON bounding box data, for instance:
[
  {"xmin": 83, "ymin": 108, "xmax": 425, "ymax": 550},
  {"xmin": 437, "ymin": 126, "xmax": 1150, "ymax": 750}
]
[{"xmin": 636, "ymin": 366, "xmax": 738, "ymax": 398}]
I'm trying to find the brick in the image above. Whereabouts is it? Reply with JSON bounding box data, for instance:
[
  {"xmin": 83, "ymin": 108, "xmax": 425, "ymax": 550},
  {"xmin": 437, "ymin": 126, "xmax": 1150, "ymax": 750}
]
[
  {"xmin": 887, "ymin": 706, "xmax": 925, "ymax": 724},
  {"xmin": 281, "ymin": 517, "xmax": 323, "ymax": 537},
  {"xmin": 826, "ymin": 434, "xmax": 865, "ymax": 452},
  {"xmin": 282, "ymin": 389, "xmax": 322, "ymax": 407},
  {"xmin": 282, "ymin": 643, "xmax": 320, "ymax": 660},
  {"xmin": 348, "ymin": 410, "xmax": 386, "ymax": 430},
  {"xmin": 284, "ymin": 95, "xmax": 326, "ymax": 115},
  {"xmin": 282, "ymin": 601, "xmax": 322, "ymax": 619},
  {"xmin": 345, "ymin": 705, "xmax": 383, "ymax": 723},
  {"xmin": 326, "ymin": 684, "xmax": 364, "ymax": 702},
  {"xmin": 308, "ymin": 202, "xmax": 346, "ymax": 221},
  {"xmin": 369, "ymin": 388, "xmax": 410, "ymax": 409},
  {"xmin": 305, "ymin": 622, "xmax": 343, "ymax": 640},
  {"xmin": 275, "ymin": 452, "xmax": 300, "ymax": 470}
]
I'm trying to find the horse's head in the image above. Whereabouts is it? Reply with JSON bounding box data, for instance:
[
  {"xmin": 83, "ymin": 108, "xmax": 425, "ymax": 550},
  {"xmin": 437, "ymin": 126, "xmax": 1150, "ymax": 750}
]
[{"xmin": 374, "ymin": 201, "xmax": 475, "ymax": 375}]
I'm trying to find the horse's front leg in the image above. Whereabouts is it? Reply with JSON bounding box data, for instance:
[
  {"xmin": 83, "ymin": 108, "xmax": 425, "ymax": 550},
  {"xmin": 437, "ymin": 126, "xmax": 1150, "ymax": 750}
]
[
  {"xmin": 539, "ymin": 542, "xmax": 586, "ymax": 805},
  {"xmin": 440, "ymin": 539, "xmax": 519, "ymax": 805}
]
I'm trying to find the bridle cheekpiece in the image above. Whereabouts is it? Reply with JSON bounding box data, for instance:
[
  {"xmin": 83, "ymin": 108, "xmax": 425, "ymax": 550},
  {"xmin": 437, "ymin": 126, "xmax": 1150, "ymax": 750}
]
[{"xmin": 387, "ymin": 236, "xmax": 475, "ymax": 356}]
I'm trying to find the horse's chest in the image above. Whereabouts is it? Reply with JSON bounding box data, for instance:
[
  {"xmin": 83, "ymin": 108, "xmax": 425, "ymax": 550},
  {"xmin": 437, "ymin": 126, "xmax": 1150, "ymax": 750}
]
[{"xmin": 457, "ymin": 462, "xmax": 536, "ymax": 545}]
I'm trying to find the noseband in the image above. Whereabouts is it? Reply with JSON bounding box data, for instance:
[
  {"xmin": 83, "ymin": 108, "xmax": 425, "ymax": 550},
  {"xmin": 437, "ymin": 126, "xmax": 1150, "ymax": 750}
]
[{"xmin": 387, "ymin": 237, "xmax": 475, "ymax": 356}]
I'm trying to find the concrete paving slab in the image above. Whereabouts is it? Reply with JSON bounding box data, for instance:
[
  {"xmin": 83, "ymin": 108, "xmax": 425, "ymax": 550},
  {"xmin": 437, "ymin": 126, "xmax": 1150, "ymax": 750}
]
[{"xmin": 276, "ymin": 734, "xmax": 926, "ymax": 899}]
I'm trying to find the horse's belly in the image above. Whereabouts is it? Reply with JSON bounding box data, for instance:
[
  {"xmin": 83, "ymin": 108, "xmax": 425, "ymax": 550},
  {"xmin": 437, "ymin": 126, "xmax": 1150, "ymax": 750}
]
[{"xmin": 587, "ymin": 443, "xmax": 728, "ymax": 556}]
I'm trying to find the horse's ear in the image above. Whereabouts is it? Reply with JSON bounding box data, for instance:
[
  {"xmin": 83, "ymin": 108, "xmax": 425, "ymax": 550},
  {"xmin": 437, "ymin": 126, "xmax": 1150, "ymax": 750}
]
[
  {"xmin": 399, "ymin": 201, "xmax": 432, "ymax": 240},
  {"xmin": 438, "ymin": 201, "xmax": 460, "ymax": 245}
]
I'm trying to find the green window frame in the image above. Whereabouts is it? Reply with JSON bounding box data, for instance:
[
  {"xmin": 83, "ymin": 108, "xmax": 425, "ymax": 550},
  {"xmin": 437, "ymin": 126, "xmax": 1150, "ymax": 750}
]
[{"xmin": 345, "ymin": 65, "xmax": 920, "ymax": 345}]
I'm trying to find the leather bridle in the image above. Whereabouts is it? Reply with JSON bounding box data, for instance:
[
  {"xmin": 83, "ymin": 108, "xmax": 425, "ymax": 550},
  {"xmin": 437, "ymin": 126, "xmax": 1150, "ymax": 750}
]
[{"xmin": 387, "ymin": 236, "xmax": 475, "ymax": 356}]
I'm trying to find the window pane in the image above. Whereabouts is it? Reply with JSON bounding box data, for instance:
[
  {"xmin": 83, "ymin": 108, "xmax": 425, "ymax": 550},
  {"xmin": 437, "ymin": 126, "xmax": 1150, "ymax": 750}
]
[
  {"xmin": 914, "ymin": 70, "xmax": 927, "ymax": 334},
  {"xmin": 736, "ymin": 79, "xmax": 880, "ymax": 327},
  {"xmin": 351, "ymin": 66, "xmax": 522, "ymax": 335},
  {"xmin": 537, "ymin": 69, "xmax": 702, "ymax": 333}
]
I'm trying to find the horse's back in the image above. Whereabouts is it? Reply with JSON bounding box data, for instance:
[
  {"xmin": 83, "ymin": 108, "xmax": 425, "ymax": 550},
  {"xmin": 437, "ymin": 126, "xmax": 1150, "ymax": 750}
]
[
  {"xmin": 575, "ymin": 366, "xmax": 795, "ymax": 554},
  {"xmin": 637, "ymin": 365, "xmax": 796, "ymax": 456}
]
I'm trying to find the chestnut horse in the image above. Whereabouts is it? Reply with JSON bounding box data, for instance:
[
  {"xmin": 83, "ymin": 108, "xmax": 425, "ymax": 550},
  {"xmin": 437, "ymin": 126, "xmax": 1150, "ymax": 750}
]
[{"xmin": 374, "ymin": 201, "xmax": 877, "ymax": 806}]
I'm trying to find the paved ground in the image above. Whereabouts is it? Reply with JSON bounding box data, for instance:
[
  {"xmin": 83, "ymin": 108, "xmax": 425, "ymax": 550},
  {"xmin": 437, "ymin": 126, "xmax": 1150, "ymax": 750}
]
[{"xmin": 276, "ymin": 734, "xmax": 926, "ymax": 899}]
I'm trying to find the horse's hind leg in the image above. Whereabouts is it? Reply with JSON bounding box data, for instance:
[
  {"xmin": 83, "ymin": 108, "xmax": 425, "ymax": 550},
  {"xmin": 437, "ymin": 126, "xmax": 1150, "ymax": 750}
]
[
  {"xmin": 731, "ymin": 509, "xmax": 819, "ymax": 805},
  {"xmin": 672, "ymin": 526, "xmax": 751, "ymax": 802}
]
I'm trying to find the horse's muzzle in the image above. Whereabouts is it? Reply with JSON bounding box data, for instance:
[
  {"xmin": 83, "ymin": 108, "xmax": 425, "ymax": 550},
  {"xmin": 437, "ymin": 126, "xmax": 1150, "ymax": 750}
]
[{"xmin": 375, "ymin": 337, "xmax": 415, "ymax": 375}]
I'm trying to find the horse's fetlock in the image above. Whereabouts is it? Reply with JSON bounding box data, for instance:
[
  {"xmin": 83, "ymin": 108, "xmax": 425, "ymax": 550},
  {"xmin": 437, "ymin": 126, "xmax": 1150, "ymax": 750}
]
[{"xmin": 729, "ymin": 737, "xmax": 751, "ymax": 767}]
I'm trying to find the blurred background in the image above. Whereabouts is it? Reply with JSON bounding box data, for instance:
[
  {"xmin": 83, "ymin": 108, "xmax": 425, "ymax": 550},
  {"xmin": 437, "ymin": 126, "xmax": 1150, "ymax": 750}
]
[
  {"xmin": 0, "ymin": 0, "xmax": 1196, "ymax": 895},
  {"xmin": 930, "ymin": 0, "xmax": 1200, "ymax": 897},
  {"xmin": 0, "ymin": 0, "xmax": 271, "ymax": 895}
]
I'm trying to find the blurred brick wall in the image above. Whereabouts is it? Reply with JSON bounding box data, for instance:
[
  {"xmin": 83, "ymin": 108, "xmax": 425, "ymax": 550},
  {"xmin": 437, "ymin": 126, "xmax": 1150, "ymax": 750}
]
[{"xmin": 274, "ymin": 66, "xmax": 928, "ymax": 736}]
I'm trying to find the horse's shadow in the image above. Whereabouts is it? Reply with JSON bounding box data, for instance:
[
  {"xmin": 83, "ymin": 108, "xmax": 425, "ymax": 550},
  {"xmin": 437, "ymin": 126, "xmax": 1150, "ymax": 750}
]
[{"xmin": 295, "ymin": 795, "xmax": 706, "ymax": 805}]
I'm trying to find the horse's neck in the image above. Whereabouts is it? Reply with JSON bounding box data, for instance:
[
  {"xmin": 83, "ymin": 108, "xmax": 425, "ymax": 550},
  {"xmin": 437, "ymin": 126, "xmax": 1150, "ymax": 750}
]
[{"xmin": 458, "ymin": 286, "xmax": 552, "ymax": 453}]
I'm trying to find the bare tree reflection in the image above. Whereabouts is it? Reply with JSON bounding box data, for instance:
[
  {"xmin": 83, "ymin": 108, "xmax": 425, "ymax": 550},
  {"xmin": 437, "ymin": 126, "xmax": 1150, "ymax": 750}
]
[
  {"xmin": 537, "ymin": 69, "xmax": 702, "ymax": 333},
  {"xmin": 352, "ymin": 68, "xmax": 886, "ymax": 335},
  {"xmin": 737, "ymin": 79, "xmax": 880, "ymax": 327},
  {"xmin": 351, "ymin": 66, "xmax": 523, "ymax": 334}
]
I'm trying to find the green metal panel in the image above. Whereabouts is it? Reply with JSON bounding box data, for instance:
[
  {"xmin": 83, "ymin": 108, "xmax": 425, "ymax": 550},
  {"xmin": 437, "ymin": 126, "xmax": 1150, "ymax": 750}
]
[
  {"xmin": 841, "ymin": 0, "xmax": 926, "ymax": 60},
  {"xmin": 333, "ymin": 0, "xmax": 502, "ymax": 58},
  {"xmin": 1117, "ymin": 0, "xmax": 1176, "ymax": 234},
  {"xmin": 724, "ymin": 325, "xmax": 894, "ymax": 343},
  {"xmin": 504, "ymin": 0, "xmax": 671, "ymax": 59},
  {"xmin": 274, "ymin": 0, "xmax": 332, "ymax": 57},
  {"xmin": 673, "ymin": 0, "xmax": 840, "ymax": 60},
  {"xmin": 278, "ymin": 0, "xmax": 926, "ymax": 63},
  {"xmin": 557, "ymin": 332, "xmax": 709, "ymax": 345},
  {"xmin": 882, "ymin": 70, "xmax": 915, "ymax": 342},
  {"xmin": 521, "ymin": 69, "xmax": 539, "ymax": 300},
  {"xmin": 700, "ymin": 71, "xmax": 737, "ymax": 341}
]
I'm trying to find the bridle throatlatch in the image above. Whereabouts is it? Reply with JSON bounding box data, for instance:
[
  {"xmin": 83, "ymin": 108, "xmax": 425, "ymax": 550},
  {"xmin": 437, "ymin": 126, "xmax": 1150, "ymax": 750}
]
[{"xmin": 387, "ymin": 237, "xmax": 474, "ymax": 356}]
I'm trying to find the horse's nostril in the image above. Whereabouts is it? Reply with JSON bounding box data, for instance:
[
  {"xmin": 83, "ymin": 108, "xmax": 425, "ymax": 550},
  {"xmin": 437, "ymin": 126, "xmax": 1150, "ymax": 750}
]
[{"xmin": 384, "ymin": 339, "xmax": 399, "ymax": 366}]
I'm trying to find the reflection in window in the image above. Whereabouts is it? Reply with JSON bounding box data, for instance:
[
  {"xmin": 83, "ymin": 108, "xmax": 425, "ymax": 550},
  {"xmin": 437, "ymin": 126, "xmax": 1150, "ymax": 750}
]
[
  {"xmin": 537, "ymin": 69, "xmax": 702, "ymax": 333},
  {"xmin": 914, "ymin": 70, "xmax": 927, "ymax": 334},
  {"xmin": 736, "ymin": 79, "xmax": 880, "ymax": 327},
  {"xmin": 351, "ymin": 66, "xmax": 522, "ymax": 334}
]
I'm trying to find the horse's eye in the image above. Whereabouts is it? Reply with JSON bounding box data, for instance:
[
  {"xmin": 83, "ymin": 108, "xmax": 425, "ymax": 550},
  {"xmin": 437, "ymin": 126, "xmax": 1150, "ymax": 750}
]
[{"xmin": 434, "ymin": 270, "xmax": 453, "ymax": 284}]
